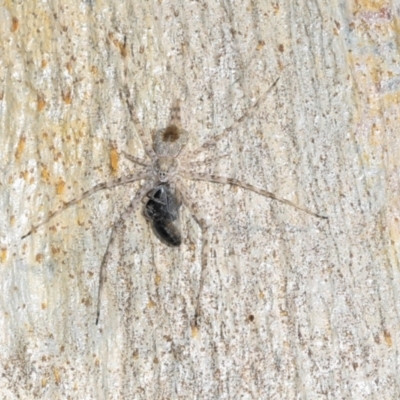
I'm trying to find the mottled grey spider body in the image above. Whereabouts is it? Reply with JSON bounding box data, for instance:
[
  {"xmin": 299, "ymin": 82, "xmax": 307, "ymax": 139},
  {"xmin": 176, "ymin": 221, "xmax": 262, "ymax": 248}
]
[{"xmin": 21, "ymin": 78, "xmax": 327, "ymax": 327}]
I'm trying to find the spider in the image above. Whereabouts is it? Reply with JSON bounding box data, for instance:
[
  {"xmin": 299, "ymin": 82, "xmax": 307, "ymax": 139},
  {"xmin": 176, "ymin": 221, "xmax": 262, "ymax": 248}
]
[{"xmin": 21, "ymin": 78, "xmax": 327, "ymax": 327}]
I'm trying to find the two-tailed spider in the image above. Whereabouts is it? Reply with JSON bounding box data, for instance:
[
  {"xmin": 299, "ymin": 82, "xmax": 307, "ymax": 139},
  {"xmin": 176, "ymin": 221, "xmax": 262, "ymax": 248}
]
[{"xmin": 22, "ymin": 78, "xmax": 327, "ymax": 326}]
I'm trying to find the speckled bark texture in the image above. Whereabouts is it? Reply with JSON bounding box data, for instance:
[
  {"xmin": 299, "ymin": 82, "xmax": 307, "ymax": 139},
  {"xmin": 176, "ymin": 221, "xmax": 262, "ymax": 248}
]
[{"xmin": 0, "ymin": 0, "xmax": 399, "ymax": 399}]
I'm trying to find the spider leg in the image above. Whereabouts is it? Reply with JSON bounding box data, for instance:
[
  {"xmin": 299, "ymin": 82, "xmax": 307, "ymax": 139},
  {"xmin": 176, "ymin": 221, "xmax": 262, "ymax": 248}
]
[
  {"xmin": 96, "ymin": 179, "xmax": 155, "ymax": 324},
  {"xmin": 181, "ymin": 153, "xmax": 230, "ymax": 169},
  {"xmin": 190, "ymin": 77, "xmax": 279, "ymax": 158},
  {"xmin": 169, "ymin": 99, "xmax": 182, "ymax": 127},
  {"xmin": 175, "ymin": 178, "xmax": 210, "ymax": 328},
  {"xmin": 21, "ymin": 170, "xmax": 152, "ymax": 239},
  {"xmin": 121, "ymin": 150, "xmax": 149, "ymax": 168},
  {"xmin": 122, "ymin": 86, "xmax": 156, "ymax": 158},
  {"xmin": 182, "ymin": 172, "xmax": 328, "ymax": 220}
]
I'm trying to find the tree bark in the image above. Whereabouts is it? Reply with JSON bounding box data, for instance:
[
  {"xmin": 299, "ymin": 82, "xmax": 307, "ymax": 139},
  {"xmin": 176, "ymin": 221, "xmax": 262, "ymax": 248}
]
[{"xmin": 0, "ymin": 0, "xmax": 399, "ymax": 398}]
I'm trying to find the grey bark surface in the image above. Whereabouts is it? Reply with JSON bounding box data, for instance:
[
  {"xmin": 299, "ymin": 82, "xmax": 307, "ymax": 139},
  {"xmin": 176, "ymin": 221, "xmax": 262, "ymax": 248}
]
[{"xmin": 0, "ymin": 0, "xmax": 399, "ymax": 399}]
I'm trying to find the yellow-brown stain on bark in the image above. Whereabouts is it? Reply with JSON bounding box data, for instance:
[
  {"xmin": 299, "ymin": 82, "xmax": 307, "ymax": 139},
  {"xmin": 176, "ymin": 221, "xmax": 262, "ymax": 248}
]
[
  {"xmin": 15, "ymin": 136, "xmax": 26, "ymax": 160},
  {"xmin": 110, "ymin": 147, "xmax": 119, "ymax": 175}
]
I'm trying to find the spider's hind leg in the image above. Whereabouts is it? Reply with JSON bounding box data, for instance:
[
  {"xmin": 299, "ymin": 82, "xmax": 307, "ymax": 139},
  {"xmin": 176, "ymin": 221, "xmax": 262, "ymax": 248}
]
[
  {"xmin": 96, "ymin": 179, "xmax": 155, "ymax": 325},
  {"xmin": 175, "ymin": 178, "xmax": 211, "ymax": 329}
]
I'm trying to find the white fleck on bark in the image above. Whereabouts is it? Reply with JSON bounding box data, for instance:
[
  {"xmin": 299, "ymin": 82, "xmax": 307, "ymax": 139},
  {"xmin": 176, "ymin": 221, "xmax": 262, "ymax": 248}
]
[{"xmin": 0, "ymin": 0, "xmax": 399, "ymax": 398}]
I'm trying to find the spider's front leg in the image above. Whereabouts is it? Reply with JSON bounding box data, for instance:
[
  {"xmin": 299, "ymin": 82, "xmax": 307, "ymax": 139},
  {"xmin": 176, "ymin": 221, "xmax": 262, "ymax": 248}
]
[
  {"xmin": 187, "ymin": 77, "xmax": 280, "ymax": 160},
  {"xmin": 121, "ymin": 86, "xmax": 156, "ymax": 159},
  {"xmin": 175, "ymin": 178, "xmax": 211, "ymax": 329},
  {"xmin": 120, "ymin": 150, "xmax": 149, "ymax": 168},
  {"xmin": 21, "ymin": 170, "xmax": 152, "ymax": 239}
]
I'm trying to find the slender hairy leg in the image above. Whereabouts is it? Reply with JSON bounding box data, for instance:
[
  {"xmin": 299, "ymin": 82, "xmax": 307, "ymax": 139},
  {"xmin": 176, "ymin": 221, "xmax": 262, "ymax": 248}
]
[
  {"xmin": 121, "ymin": 150, "xmax": 150, "ymax": 168},
  {"xmin": 169, "ymin": 99, "xmax": 182, "ymax": 127},
  {"xmin": 182, "ymin": 172, "xmax": 328, "ymax": 220},
  {"xmin": 181, "ymin": 154, "xmax": 230, "ymax": 169},
  {"xmin": 122, "ymin": 87, "xmax": 156, "ymax": 158},
  {"xmin": 96, "ymin": 180, "xmax": 155, "ymax": 324},
  {"xmin": 175, "ymin": 178, "xmax": 210, "ymax": 327},
  {"xmin": 21, "ymin": 170, "xmax": 152, "ymax": 239},
  {"xmin": 189, "ymin": 77, "xmax": 280, "ymax": 158}
]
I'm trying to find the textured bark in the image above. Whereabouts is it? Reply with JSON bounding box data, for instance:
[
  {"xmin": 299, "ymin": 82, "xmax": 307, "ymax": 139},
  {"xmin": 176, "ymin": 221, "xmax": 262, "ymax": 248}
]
[{"xmin": 0, "ymin": 0, "xmax": 399, "ymax": 398}]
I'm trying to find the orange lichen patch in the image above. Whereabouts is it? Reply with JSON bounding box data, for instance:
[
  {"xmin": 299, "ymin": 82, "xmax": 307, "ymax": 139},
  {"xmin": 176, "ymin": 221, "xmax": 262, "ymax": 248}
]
[
  {"xmin": 11, "ymin": 17, "xmax": 19, "ymax": 32},
  {"xmin": 41, "ymin": 59, "xmax": 48, "ymax": 68},
  {"xmin": 15, "ymin": 136, "xmax": 26, "ymax": 161},
  {"xmin": 353, "ymin": 0, "xmax": 388, "ymax": 13},
  {"xmin": 367, "ymin": 61, "xmax": 383, "ymax": 85},
  {"xmin": 53, "ymin": 368, "xmax": 61, "ymax": 385},
  {"xmin": 37, "ymin": 95, "xmax": 46, "ymax": 111},
  {"xmin": 81, "ymin": 297, "xmax": 90, "ymax": 307},
  {"xmin": 66, "ymin": 61, "xmax": 73, "ymax": 73},
  {"xmin": 257, "ymin": 40, "xmax": 265, "ymax": 51},
  {"xmin": 20, "ymin": 170, "xmax": 29, "ymax": 180},
  {"xmin": 108, "ymin": 32, "xmax": 127, "ymax": 57},
  {"xmin": 62, "ymin": 89, "xmax": 72, "ymax": 104},
  {"xmin": 119, "ymin": 39, "xmax": 127, "ymax": 58},
  {"xmin": 41, "ymin": 166, "xmax": 51, "ymax": 182},
  {"xmin": 180, "ymin": 41, "xmax": 187, "ymax": 54},
  {"xmin": 147, "ymin": 300, "xmax": 156, "ymax": 308},
  {"xmin": 56, "ymin": 179, "xmax": 66, "ymax": 195},
  {"xmin": 41, "ymin": 302, "xmax": 47, "ymax": 309},
  {"xmin": 77, "ymin": 218, "xmax": 85, "ymax": 226},
  {"xmin": 370, "ymin": 123, "xmax": 383, "ymax": 146},
  {"xmin": 383, "ymin": 90, "xmax": 400, "ymax": 107},
  {"xmin": 162, "ymin": 125, "xmax": 180, "ymax": 142},
  {"xmin": 280, "ymin": 309, "xmax": 289, "ymax": 317},
  {"xmin": 51, "ymin": 246, "xmax": 60, "ymax": 255},
  {"xmin": 36, "ymin": 253, "xmax": 44, "ymax": 263},
  {"xmin": 191, "ymin": 325, "xmax": 199, "ymax": 338},
  {"xmin": 110, "ymin": 147, "xmax": 119, "ymax": 174},
  {"xmin": 391, "ymin": 17, "xmax": 400, "ymax": 34},
  {"xmin": 384, "ymin": 330, "xmax": 392, "ymax": 346},
  {"xmin": 0, "ymin": 248, "xmax": 7, "ymax": 263},
  {"xmin": 333, "ymin": 20, "xmax": 341, "ymax": 35}
]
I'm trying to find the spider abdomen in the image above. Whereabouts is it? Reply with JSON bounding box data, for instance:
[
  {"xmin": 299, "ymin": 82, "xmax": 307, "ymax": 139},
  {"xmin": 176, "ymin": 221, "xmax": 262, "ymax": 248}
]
[
  {"xmin": 144, "ymin": 184, "xmax": 182, "ymax": 247},
  {"xmin": 151, "ymin": 220, "xmax": 182, "ymax": 247}
]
